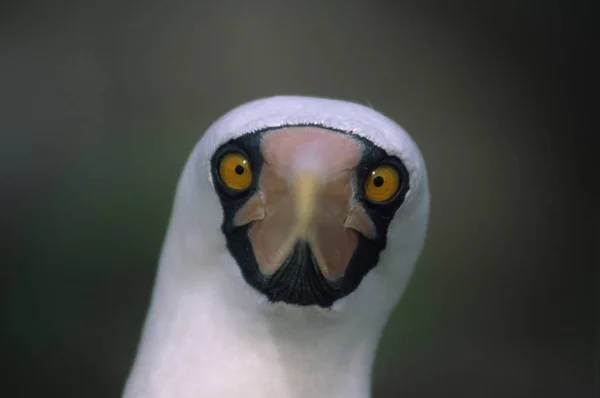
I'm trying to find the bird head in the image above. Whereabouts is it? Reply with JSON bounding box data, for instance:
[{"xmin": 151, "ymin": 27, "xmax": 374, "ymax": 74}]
[{"xmin": 167, "ymin": 96, "xmax": 429, "ymax": 318}]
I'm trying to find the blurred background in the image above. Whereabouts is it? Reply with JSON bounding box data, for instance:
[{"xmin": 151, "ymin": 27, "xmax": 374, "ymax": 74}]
[{"xmin": 0, "ymin": 0, "xmax": 595, "ymax": 397}]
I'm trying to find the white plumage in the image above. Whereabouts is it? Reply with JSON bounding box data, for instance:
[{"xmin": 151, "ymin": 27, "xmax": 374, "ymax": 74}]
[{"xmin": 122, "ymin": 96, "xmax": 430, "ymax": 398}]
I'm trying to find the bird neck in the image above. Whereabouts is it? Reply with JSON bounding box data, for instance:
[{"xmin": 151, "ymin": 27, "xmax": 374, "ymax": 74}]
[{"xmin": 123, "ymin": 238, "xmax": 384, "ymax": 398}]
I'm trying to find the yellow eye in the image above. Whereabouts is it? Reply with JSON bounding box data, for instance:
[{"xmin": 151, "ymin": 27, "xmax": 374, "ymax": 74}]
[
  {"xmin": 219, "ymin": 152, "xmax": 253, "ymax": 191},
  {"xmin": 364, "ymin": 165, "xmax": 401, "ymax": 203}
]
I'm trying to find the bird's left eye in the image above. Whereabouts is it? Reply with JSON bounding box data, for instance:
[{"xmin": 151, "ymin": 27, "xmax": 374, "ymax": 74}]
[
  {"xmin": 218, "ymin": 152, "xmax": 253, "ymax": 192},
  {"xmin": 364, "ymin": 164, "xmax": 401, "ymax": 203}
]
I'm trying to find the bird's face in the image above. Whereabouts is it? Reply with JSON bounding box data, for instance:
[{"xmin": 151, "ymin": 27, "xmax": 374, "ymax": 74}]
[{"xmin": 210, "ymin": 125, "xmax": 412, "ymax": 308}]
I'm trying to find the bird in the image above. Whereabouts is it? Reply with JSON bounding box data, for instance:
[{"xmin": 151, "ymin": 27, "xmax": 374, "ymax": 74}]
[{"xmin": 121, "ymin": 96, "xmax": 430, "ymax": 398}]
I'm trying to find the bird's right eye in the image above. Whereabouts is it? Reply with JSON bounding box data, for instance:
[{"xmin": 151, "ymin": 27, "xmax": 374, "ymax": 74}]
[{"xmin": 218, "ymin": 152, "xmax": 253, "ymax": 192}]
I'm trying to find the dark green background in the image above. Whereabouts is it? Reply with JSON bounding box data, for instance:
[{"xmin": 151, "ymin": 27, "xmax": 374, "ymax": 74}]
[{"xmin": 1, "ymin": 1, "xmax": 596, "ymax": 397}]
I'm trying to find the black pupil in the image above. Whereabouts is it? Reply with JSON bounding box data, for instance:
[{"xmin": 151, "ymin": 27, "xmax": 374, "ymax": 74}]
[
  {"xmin": 373, "ymin": 175, "xmax": 384, "ymax": 187},
  {"xmin": 234, "ymin": 165, "xmax": 245, "ymax": 175}
]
